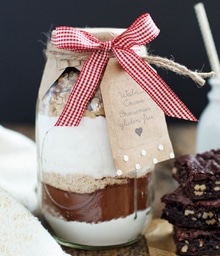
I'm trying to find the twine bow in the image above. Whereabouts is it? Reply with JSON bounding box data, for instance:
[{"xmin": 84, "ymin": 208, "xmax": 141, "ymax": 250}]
[{"xmin": 53, "ymin": 13, "xmax": 197, "ymax": 126}]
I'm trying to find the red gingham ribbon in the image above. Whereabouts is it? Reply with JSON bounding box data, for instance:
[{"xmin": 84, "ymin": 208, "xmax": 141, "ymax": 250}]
[{"xmin": 53, "ymin": 13, "xmax": 197, "ymax": 126}]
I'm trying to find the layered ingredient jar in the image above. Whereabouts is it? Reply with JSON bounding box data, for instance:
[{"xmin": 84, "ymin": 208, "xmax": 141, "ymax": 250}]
[{"xmin": 36, "ymin": 28, "xmax": 154, "ymax": 249}]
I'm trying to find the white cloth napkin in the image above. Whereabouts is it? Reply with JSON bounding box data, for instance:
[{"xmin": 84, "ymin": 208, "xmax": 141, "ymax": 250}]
[
  {"xmin": 0, "ymin": 125, "xmax": 38, "ymax": 212},
  {"xmin": 0, "ymin": 187, "xmax": 70, "ymax": 256},
  {"xmin": 0, "ymin": 126, "xmax": 70, "ymax": 255}
]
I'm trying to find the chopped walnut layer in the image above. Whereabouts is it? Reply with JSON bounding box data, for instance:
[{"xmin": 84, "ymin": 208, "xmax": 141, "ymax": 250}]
[{"xmin": 39, "ymin": 68, "xmax": 105, "ymax": 118}]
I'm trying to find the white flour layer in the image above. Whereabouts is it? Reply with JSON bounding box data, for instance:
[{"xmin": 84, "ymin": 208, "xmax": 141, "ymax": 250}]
[
  {"xmin": 38, "ymin": 115, "xmax": 116, "ymax": 179},
  {"xmin": 44, "ymin": 208, "xmax": 152, "ymax": 246}
]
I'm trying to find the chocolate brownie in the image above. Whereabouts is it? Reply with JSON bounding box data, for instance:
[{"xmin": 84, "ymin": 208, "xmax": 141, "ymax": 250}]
[
  {"xmin": 174, "ymin": 226, "xmax": 220, "ymax": 255},
  {"xmin": 161, "ymin": 187, "xmax": 220, "ymax": 228},
  {"xmin": 172, "ymin": 149, "xmax": 220, "ymax": 200}
]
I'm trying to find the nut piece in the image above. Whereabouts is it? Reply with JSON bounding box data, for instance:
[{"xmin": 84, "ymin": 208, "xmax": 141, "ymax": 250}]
[
  {"xmin": 202, "ymin": 212, "xmax": 214, "ymax": 219},
  {"xmin": 194, "ymin": 191, "xmax": 204, "ymax": 196},
  {"xmin": 194, "ymin": 184, "xmax": 206, "ymax": 191},
  {"xmin": 184, "ymin": 209, "xmax": 194, "ymax": 216},
  {"xmin": 199, "ymin": 239, "xmax": 204, "ymax": 247},
  {"xmin": 214, "ymin": 186, "xmax": 220, "ymax": 191},
  {"xmin": 181, "ymin": 245, "xmax": 188, "ymax": 253},
  {"xmin": 206, "ymin": 219, "xmax": 216, "ymax": 225},
  {"xmin": 194, "ymin": 184, "xmax": 206, "ymax": 195},
  {"xmin": 215, "ymin": 181, "xmax": 220, "ymax": 185}
]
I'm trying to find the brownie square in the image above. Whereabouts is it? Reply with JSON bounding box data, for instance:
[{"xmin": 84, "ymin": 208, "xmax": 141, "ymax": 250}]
[
  {"xmin": 174, "ymin": 226, "xmax": 220, "ymax": 255},
  {"xmin": 173, "ymin": 149, "xmax": 220, "ymax": 200},
  {"xmin": 161, "ymin": 187, "xmax": 220, "ymax": 228}
]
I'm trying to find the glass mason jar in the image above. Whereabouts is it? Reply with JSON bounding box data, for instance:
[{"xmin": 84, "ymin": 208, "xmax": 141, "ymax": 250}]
[{"xmin": 36, "ymin": 28, "xmax": 154, "ymax": 249}]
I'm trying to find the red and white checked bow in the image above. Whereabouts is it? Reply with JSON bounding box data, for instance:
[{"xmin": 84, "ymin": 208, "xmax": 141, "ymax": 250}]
[{"xmin": 53, "ymin": 13, "xmax": 197, "ymax": 126}]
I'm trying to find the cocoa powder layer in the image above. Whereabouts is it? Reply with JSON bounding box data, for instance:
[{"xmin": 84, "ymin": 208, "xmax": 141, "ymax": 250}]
[{"xmin": 41, "ymin": 173, "xmax": 152, "ymax": 223}]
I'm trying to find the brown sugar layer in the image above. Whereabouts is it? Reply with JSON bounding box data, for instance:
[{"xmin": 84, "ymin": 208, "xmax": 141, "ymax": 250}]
[
  {"xmin": 42, "ymin": 168, "xmax": 151, "ymax": 194},
  {"xmin": 41, "ymin": 173, "xmax": 152, "ymax": 223}
]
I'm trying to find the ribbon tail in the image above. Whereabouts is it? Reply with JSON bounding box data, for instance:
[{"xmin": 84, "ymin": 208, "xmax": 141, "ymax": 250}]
[
  {"xmin": 55, "ymin": 51, "xmax": 109, "ymax": 126},
  {"xmin": 113, "ymin": 48, "xmax": 197, "ymax": 122}
]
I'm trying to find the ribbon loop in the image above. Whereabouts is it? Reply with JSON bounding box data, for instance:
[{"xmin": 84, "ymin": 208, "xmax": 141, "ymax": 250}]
[
  {"xmin": 113, "ymin": 13, "xmax": 160, "ymax": 49},
  {"xmin": 53, "ymin": 13, "xmax": 197, "ymax": 127}
]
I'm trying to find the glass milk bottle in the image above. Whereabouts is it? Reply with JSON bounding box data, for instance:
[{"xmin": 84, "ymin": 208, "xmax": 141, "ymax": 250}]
[
  {"xmin": 36, "ymin": 28, "xmax": 154, "ymax": 249},
  {"xmin": 196, "ymin": 78, "xmax": 220, "ymax": 153}
]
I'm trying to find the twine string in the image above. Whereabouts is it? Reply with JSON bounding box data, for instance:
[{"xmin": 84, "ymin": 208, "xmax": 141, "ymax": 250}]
[{"xmin": 143, "ymin": 55, "xmax": 214, "ymax": 87}]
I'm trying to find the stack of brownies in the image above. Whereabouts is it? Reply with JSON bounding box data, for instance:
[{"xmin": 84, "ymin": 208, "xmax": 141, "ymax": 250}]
[{"xmin": 161, "ymin": 149, "xmax": 220, "ymax": 255}]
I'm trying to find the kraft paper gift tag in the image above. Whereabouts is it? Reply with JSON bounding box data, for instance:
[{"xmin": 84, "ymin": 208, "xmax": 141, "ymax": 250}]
[{"xmin": 100, "ymin": 58, "xmax": 174, "ymax": 174}]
